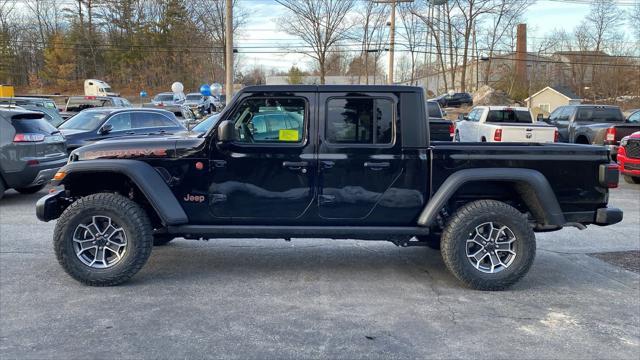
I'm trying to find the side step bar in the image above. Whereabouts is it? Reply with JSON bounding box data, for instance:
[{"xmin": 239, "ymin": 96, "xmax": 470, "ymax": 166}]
[{"xmin": 167, "ymin": 225, "xmax": 430, "ymax": 240}]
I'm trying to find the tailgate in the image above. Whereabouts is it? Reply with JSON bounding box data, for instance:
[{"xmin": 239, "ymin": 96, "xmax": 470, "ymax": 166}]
[
  {"xmin": 614, "ymin": 124, "xmax": 640, "ymax": 142},
  {"xmin": 498, "ymin": 124, "xmax": 556, "ymax": 143}
]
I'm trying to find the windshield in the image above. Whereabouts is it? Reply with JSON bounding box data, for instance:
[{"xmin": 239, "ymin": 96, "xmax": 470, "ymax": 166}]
[
  {"xmin": 486, "ymin": 109, "xmax": 532, "ymax": 123},
  {"xmin": 427, "ymin": 102, "xmax": 443, "ymax": 118},
  {"xmin": 193, "ymin": 114, "xmax": 220, "ymax": 132},
  {"xmin": 103, "ymin": 87, "xmax": 112, "ymax": 92},
  {"xmin": 576, "ymin": 107, "xmax": 623, "ymax": 122},
  {"xmin": 154, "ymin": 94, "xmax": 174, "ymax": 102},
  {"xmin": 59, "ymin": 111, "xmax": 109, "ymax": 130},
  {"xmin": 186, "ymin": 94, "xmax": 202, "ymax": 100}
]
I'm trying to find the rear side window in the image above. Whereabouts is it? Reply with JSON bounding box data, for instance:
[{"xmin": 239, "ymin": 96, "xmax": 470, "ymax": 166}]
[
  {"xmin": 486, "ymin": 109, "xmax": 532, "ymax": 123},
  {"xmin": 576, "ymin": 107, "xmax": 623, "ymax": 122},
  {"xmin": 132, "ymin": 112, "xmax": 178, "ymax": 128},
  {"xmin": 326, "ymin": 98, "xmax": 394, "ymax": 145}
]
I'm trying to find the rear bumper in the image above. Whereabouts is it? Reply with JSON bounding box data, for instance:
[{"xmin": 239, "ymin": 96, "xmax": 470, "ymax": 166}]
[
  {"xmin": 595, "ymin": 207, "xmax": 623, "ymax": 226},
  {"xmin": 3, "ymin": 157, "xmax": 67, "ymax": 189}
]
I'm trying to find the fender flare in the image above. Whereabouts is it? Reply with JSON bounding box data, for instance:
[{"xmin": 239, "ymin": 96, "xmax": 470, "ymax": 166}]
[
  {"xmin": 417, "ymin": 168, "xmax": 565, "ymax": 227},
  {"xmin": 55, "ymin": 159, "xmax": 188, "ymax": 225}
]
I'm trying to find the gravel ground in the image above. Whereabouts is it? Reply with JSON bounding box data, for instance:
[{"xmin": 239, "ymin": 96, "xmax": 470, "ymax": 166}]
[{"xmin": 1, "ymin": 181, "xmax": 638, "ymax": 359}]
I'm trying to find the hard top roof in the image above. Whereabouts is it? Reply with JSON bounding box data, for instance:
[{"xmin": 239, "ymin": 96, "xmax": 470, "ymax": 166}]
[{"xmin": 240, "ymin": 85, "xmax": 423, "ymax": 93}]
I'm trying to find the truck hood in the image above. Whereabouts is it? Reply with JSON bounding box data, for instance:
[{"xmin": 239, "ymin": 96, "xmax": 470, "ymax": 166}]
[{"xmin": 70, "ymin": 134, "xmax": 205, "ymax": 161}]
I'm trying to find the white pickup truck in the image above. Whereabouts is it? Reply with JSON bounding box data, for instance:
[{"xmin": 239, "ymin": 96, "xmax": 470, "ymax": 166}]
[{"xmin": 455, "ymin": 106, "xmax": 558, "ymax": 143}]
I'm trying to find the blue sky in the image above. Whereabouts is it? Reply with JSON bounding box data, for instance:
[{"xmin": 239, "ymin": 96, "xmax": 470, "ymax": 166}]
[{"xmin": 235, "ymin": 0, "xmax": 637, "ymax": 72}]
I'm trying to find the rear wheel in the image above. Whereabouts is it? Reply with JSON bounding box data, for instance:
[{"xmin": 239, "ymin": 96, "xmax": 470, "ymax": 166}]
[
  {"xmin": 623, "ymin": 175, "xmax": 640, "ymax": 184},
  {"xmin": 53, "ymin": 193, "xmax": 153, "ymax": 286},
  {"xmin": 440, "ymin": 200, "xmax": 536, "ymax": 291},
  {"xmin": 15, "ymin": 184, "xmax": 45, "ymax": 194}
]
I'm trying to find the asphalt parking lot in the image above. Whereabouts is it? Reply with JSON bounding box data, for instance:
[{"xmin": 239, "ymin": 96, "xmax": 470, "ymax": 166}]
[{"xmin": 1, "ymin": 182, "xmax": 639, "ymax": 359}]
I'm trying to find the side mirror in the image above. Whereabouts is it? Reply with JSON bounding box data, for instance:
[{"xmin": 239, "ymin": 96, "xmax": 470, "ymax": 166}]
[
  {"xmin": 99, "ymin": 124, "xmax": 113, "ymax": 134},
  {"xmin": 458, "ymin": 113, "xmax": 468, "ymax": 121},
  {"xmin": 217, "ymin": 120, "xmax": 234, "ymax": 143}
]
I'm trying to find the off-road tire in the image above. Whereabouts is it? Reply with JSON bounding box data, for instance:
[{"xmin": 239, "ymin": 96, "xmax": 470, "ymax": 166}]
[
  {"xmin": 153, "ymin": 235, "xmax": 175, "ymax": 246},
  {"xmin": 440, "ymin": 200, "xmax": 536, "ymax": 291},
  {"xmin": 623, "ymin": 175, "xmax": 640, "ymax": 184},
  {"xmin": 53, "ymin": 193, "xmax": 153, "ymax": 286},
  {"xmin": 416, "ymin": 234, "xmax": 441, "ymax": 250},
  {"xmin": 15, "ymin": 184, "xmax": 45, "ymax": 194}
]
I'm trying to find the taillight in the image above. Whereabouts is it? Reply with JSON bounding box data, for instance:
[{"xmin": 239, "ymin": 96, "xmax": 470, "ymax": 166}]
[
  {"xmin": 605, "ymin": 127, "xmax": 616, "ymax": 143},
  {"xmin": 448, "ymin": 123, "xmax": 455, "ymax": 137},
  {"xmin": 554, "ymin": 130, "xmax": 559, "ymax": 142},
  {"xmin": 493, "ymin": 129, "xmax": 502, "ymax": 142},
  {"xmin": 599, "ymin": 163, "xmax": 619, "ymax": 188},
  {"xmin": 13, "ymin": 133, "xmax": 45, "ymax": 142}
]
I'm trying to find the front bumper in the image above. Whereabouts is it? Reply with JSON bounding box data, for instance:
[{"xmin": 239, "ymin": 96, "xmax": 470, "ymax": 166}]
[
  {"xmin": 36, "ymin": 189, "xmax": 67, "ymax": 222},
  {"xmin": 595, "ymin": 207, "xmax": 623, "ymax": 226},
  {"xmin": 617, "ymin": 152, "xmax": 640, "ymax": 176}
]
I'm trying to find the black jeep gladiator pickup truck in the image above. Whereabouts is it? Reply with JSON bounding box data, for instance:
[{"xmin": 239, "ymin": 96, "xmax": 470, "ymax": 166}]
[{"xmin": 36, "ymin": 85, "xmax": 622, "ymax": 290}]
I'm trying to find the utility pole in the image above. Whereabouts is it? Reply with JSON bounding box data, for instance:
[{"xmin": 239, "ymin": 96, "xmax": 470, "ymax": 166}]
[
  {"xmin": 225, "ymin": 0, "xmax": 233, "ymax": 102},
  {"xmin": 388, "ymin": 0, "xmax": 396, "ymax": 84},
  {"xmin": 373, "ymin": 0, "xmax": 413, "ymax": 85}
]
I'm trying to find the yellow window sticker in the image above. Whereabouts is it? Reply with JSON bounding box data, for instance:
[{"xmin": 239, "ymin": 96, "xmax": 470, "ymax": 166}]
[{"xmin": 279, "ymin": 129, "xmax": 299, "ymax": 142}]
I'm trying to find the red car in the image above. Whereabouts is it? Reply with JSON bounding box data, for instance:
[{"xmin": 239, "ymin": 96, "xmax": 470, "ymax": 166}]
[{"xmin": 617, "ymin": 131, "xmax": 640, "ymax": 184}]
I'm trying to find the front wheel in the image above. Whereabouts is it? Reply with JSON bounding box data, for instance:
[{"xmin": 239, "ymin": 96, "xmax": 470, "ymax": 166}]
[
  {"xmin": 440, "ymin": 200, "xmax": 536, "ymax": 291},
  {"xmin": 623, "ymin": 175, "xmax": 640, "ymax": 184},
  {"xmin": 53, "ymin": 193, "xmax": 153, "ymax": 286}
]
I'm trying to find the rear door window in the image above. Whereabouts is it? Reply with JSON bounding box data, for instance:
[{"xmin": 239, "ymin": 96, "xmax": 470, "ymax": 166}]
[
  {"xmin": 131, "ymin": 112, "xmax": 178, "ymax": 128},
  {"xmin": 326, "ymin": 97, "xmax": 394, "ymax": 145}
]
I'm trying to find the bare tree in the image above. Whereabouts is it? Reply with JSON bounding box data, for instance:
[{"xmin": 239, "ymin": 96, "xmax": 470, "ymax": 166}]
[
  {"xmin": 453, "ymin": 0, "xmax": 498, "ymax": 92},
  {"xmin": 353, "ymin": 1, "xmax": 388, "ymax": 84},
  {"xmin": 276, "ymin": 0, "xmax": 355, "ymax": 84},
  {"xmin": 632, "ymin": 2, "xmax": 640, "ymax": 47},
  {"xmin": 397, "ymin": 2, "xmax": 424, "ymax": 84}
]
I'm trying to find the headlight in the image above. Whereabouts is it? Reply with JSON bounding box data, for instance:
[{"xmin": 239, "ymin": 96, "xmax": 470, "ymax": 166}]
[{"xmin": 620, "ymin": 137, "xmax": 629, "ymax": 147}]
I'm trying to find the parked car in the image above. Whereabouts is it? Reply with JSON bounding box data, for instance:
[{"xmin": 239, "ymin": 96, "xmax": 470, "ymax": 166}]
[
  {"xmin": 617, "ymin": 131, "xmax": 640, "ymax": 184},
  {"xmin": 58, "ymin": 108, "xmax": 186, "ymax": 151},
  {"xmin": 37, "ymin": 85, "xmax": 622, "ymax": 290},
  {"xmin": 0, "ymin": 109, "xmax": 67, "ymax": 199},
  {"xmin": 543, "ymin": 105, "xmax": 640, "ymax": 158},
  {"xmin": 0, "ymin": 96, "xmax": 64, "ymax": 127},
  {"xmin": 455, "ymin": 106, "xmax": 557, "ymax": 143},
  {"xmin": 434, "ymin": 92, "xmax": 473, "ymax": 108},
  {"xmin": 624, "ymin": 109, "xmax": 640, "ymax": 123},
  {"xmin": 184, "ymin": 93, "xmax": 215, "ymax": 116},
  {"xmin": 427, "ymin": 101, "xmax": 454, "ymax": 141},
  {"xmin": 143, "ymin": 92, "xmax": 187, "ymax": 116},
  {"xmin": 61, "ymin": 96, "xmax": 131, "ymax": 120},
  {"xmin": 189, "ymin": 113, "xmax": 221, "ymax": 135}
]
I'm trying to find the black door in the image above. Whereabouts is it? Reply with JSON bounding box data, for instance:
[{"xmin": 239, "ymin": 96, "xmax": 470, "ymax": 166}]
[
  {"xmin": 208, "ymin": 94, "xmax": 316, "ymax": 222},
  {"xmin": 317, "ymin": 93, "xmax": 409, "ymax": 224}
]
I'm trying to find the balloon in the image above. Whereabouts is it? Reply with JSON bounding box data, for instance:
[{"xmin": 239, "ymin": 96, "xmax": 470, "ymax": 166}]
[
  {"xmin": 199, "ymin": 84, "xmax": 211, "ymax": 96},
  {"xmin": 171, "ymin": 82, "xmax": 184, "ymax": 93},
  {"xmin": 210, "ymin": 83, "xmax": 222, "ymax": 96},
  {"xmin": 139, "ymin": 90, "xmax": 147, "ymax": 98}
]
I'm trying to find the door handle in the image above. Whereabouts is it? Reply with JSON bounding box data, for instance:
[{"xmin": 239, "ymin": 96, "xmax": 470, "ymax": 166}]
[
  {"xmin": 282, "ymin": 161, "xmax": 308, "ymax": 169},
  {"xmin": 125, "ymin": 131, "xmax": 135, "ymax": 135},
  {"xmin": 364, "ymin": 161, "xmax": 390, "ymax": 169},
  {"xmin": 320, "ymin": 160, "xmax": 334, "ymax": 169}
]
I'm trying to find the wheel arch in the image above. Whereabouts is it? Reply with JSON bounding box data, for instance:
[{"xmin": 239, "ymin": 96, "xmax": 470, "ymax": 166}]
[
  {"xmin": 54, "ymin": 160, "xmax": 188, "ymax": 226},
  {"xmin": 417, "ymin": 168, "xmax": 565, "ymax": 228}
]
